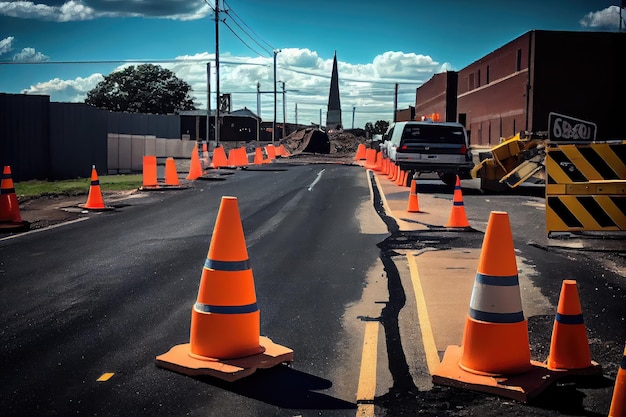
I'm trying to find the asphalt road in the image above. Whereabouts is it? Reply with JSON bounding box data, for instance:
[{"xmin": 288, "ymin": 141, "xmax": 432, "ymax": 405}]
[{"xmin": 1, "ymin": 163, "xmax": 624, "ymax": 417}]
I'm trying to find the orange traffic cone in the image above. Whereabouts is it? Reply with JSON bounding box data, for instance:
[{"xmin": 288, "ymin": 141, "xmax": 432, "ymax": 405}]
[
  {"xmin": 355, "ymin": 143, "xmax": 366, "ymax": 161},
  {"xmin": 0, "ymin": 165, "xmax": 30, "ymax": 231},
  {"xmin": 141, "ymin": 155, "xmax": 159, "ymax": 190},
  {"xmin": 407, "ymin": 179, "xmax": 420, "ymax": 212},
  {"xmin": 609, "ymin": 344, "xmax": 626, "ymax": 417},
  {"xmin": 265, "ymin": 144, "xmax": 277, "ymax": 160},
  {"xmin": 211, "ymin": 146, "xmax": 228, "ymax": 169},
  {"xmin": 164, "ymin": 157, "xmax": 180, "ymax": 186},
  {"xmin": 546, "ymin": 280, "xmax": 601, "ymax": 375},
  {"xmin": 387, "ymin": 162, "xmax": 396, "ymax": 180},
  {"xmin": 433, "ymin": 212, "xmax": 555, "ymax": 402},
  {"xmin": 79, "ymin": 165, "xmax": 113, "ymax": 211},
  {"xmin": 201, "ymin": 142, "xmax": 210, "ymax": 168},
  {"xmin": 277, "ymin": 144, "xmax": 290, "ymax": 157},
  {"xmin": 186, "ymin": 144, "xmax": 203, "ymax": 180},
  {"xmin": 445, "ymin": 175, "xmax": 470, "ymax": 228},
  {"xmin": 155, "ymin": 196, "xmax": 293, "ymax": 381},
  {"xmin": 253, "ymin": 148, "xmax": 264, "ymax": 165},
  {"xmin": 459, "ymin": 211, "xmax": 531, "ymax": 375}
]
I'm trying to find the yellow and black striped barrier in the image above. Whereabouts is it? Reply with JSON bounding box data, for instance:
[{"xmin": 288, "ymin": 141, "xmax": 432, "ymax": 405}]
[{"xmin": 545, "ymin": 142, "xmax": 626, "ymax": 235}]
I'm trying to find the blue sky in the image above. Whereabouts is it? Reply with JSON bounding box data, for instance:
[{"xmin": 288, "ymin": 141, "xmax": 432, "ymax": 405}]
[{"xmin": 0, "ymin": 1, "xmax": 623, "ymax": 128}]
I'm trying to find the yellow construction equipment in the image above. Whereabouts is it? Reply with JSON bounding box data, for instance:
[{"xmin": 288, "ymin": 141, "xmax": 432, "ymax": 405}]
[{"xmin": 471, "ymin": 133, "xmax": 545, "ymax": 191}]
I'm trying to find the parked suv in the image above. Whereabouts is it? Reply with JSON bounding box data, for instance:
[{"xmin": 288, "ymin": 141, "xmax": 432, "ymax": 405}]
[{"xmin": 382, "ymin": 121, "xmax": 474, "ymax": 186}]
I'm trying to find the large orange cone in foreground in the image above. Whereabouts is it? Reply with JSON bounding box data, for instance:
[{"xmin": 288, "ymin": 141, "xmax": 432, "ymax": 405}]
[
  {"xmin": 445, "ymin": 175, "xmax": 470, "ymax": 228},
  {"xmin": 79, "ymin": 165, "xmax": 113, "ymax": 211},
  {"xmin": 156, "ymin": 196, "xmax": 293, "ymax": 381},
  {"xmin": 459, "ymin": 211, "xmax": 531, "ymax": 375},
  {"xmin": 609, "ymin": 344, "xmax": 626, "ymax": 417},
  {"xmin": 546, "ymin": 280, "xmax": 601, "ymax": 375},
  {"xmin": 433, "ymin": 211, "xmax": 555, "ymax": 402},
  {"xmin": 0, "ymin": 165, "xmax": 30, "ymax": 231}
]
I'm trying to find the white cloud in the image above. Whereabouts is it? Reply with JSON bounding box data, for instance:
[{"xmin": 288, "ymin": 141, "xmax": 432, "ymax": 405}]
[
  {"xmin": 20, "ymin": 49, "xmax": 451, "ymax": 127},
  {"xmin": 0, "ymin": 36, "xmax": 14, "ymax": 55},
  {"xmin": 22, "ymin": 73, "xmax": 104, "ymax": 102},
  {"xmin": 580, "ymin": 5, "xmax": 623, "ymax": 29},
  {"xmin": 0, "ymin": 0, "xmax": 210, "ymax": 21},
  {"xmin": 12, "ymin": 47, "xmax": 49, "ymax": 62}
]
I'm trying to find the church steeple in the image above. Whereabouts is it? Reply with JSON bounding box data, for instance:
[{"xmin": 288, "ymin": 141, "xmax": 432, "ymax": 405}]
[{"xmin": 326, "ymin": 51, "xmax": 342, "ymax": 132}]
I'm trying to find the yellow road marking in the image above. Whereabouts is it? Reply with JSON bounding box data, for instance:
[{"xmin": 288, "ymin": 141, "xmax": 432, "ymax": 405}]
[
  {"xmin": 407, "ymin": 253, "xmax": 440, "ymax": 374},
  {"xmin": 96, "ymin": 373, "xmax": 114, "ymax": 382},
  {"xmin": 356, "ymin": 321, "xmax": 379, "ymax": 416}
]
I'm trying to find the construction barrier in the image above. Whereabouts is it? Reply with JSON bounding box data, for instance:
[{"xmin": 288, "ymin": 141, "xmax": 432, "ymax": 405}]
[{"xmin": 545, "ymin": 142, "xmax": 626, "ymax": 235}]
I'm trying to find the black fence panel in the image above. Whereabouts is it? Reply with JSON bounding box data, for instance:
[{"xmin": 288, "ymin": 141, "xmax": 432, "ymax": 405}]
[
  {"xmin": 107, "ymin": 112, "xmax": 180, "ymax": 138},
  {"xmin": 50, "ymin": 103, "xmax": 108, "ymax": 179},
  {"xmin": 0, "ymin": 93, "xmax": 50, "ymax": 181}
]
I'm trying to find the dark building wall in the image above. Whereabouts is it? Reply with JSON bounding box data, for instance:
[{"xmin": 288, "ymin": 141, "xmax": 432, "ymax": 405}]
[
  {"xmin": 531, "ymin": 31, "xmax": 625, "ymax": 139},
  {"xmin": 415, "ymin": 72, "xmax": 459, "ymax": 123},
  {"xmin": 0, "ymin": 93, "xmax": 50, "ymax": 181},
  {"xmin": 108, "ymin": 112, "xmax": 180, "ymax": 138},
  {"xmin": 457, "ymin": 33, "xmax": 530, "ymax": 146},
  {"xmin": 50, "ymin": 103, "xmax": 108, "ymax": 179}
]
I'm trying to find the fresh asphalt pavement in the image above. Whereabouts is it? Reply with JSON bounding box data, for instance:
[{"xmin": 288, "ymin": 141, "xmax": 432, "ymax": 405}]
[{"xmin": 1, "ymin": 162, "xmax": 624, "ymax": 416}]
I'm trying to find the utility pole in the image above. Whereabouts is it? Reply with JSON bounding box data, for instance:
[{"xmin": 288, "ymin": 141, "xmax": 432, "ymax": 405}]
[
  {"xmin": 393, "ymin": 83, "xmax": 398, "ymax": 123},
  {"xmin": 295, "ymin": 103, "xmax": 298, "ymax": 127},
  {"xmin": 280, "ymin": 81, "xmax": 286, "ymax": 138},
  {"xmin": 206, "ymin": 62, "xmax": 211, "ymax": 146},
  {"xmin": 352, "ymin": 106, "xmax": 355, "ymax": 129},
  {"xmin": 273, "ymin": 49, "xmax": 280, "ymax": 143},
  {"xmin": 214, "ymin": 0, "xmax": 221, "ymax": 147},
  {"xmin": 256, "ymin": 82, "xmax": 261, "ymax": 117}
]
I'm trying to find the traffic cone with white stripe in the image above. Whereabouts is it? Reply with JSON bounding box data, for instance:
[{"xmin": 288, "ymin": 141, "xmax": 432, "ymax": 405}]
[
  {"xmin": 546, "ymin": 280, "xmax": 601, "ymax": 375},
  {"xmin": 433, "ymin": 211, "xmax": 555, "ymax": 402},
  {"xmin": 156, "ymin": 196, "xmax": 293, "ymax": 381},
  {"xmin": 459, "ymin": 211, "xmax": 531, "ymax": 375},
  {"xmin": 609, "ymin": 344, "xmax": 626, "ymax": 417},
  {"xmin": 0, "ymin": 165, "xmax": 30, "ymax": 232}
]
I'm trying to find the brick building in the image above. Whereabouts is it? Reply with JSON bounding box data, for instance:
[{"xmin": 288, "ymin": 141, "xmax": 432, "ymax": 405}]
[{"xmin": 415, "ymin": 30, "xmax": 625, "ymax": 147}]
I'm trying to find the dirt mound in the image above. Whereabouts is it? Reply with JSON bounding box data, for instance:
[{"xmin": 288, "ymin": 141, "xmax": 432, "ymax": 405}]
[{"xmin": 281, "ymin": 129, "xmax": 366, "ymax": 155}]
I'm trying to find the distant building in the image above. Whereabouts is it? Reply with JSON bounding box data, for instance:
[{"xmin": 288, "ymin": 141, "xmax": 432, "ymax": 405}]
[
  {"xmin": 326, "ymin": 51, "xmax": 343, "ymax": 132},
  {"xmin": 414, "ymin": 30, "xmax": 625, "ymax": 146}
]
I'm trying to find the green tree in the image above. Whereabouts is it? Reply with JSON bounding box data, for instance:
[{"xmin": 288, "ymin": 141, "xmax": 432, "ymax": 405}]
[
  {"xmin": 364, "ymin": 122, "xmax": 374, "ymax": 138},
  {"xmin": 85, "ymin": 64, "xmax": 196, "ymax": 114},
  {"xmin": 374, "ymin": 120, "xmax": 389, "ymax": 134}
]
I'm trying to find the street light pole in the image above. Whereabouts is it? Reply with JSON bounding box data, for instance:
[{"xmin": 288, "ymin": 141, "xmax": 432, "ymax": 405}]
[
  {"xmin": 214, "ymin": 0, "xmax": 221, "ymax": 147},
  {"xmin": 352, "ymin": 106, "xmax": 355, "ymax": 129},
  {"xmin": 272, "ymin": 49, "xmax": 280, "ymax": 143}
]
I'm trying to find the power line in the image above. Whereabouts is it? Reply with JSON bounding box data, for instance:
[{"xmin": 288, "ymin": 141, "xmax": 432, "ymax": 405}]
[
  {"xmin": 221, "ymin": 19, "xmax": 268, "ymax": 58},
  {"xmin": 223, "ymin": 0, "xmax": 275, "ymax": 52}
]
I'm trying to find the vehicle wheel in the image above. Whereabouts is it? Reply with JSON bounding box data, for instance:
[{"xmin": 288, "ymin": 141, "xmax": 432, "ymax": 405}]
[{"xmin": 439, "ymin": 172, "xmax": 457, "ymax": 187}]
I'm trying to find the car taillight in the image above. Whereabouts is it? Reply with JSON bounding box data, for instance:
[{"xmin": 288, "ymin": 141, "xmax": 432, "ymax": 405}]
[
  {"xmin": 459, "ymin": 145, "xmax": 467, "ymax": 154},
  {"xmin": 400, "ymin": 145, "xmax": 408, "ymax": 151}
]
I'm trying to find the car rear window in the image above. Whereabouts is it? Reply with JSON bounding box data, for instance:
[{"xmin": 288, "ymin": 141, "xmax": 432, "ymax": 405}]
[{"xmin": 401, "ymin": 125, "xmax": 465, "ymax": 144}]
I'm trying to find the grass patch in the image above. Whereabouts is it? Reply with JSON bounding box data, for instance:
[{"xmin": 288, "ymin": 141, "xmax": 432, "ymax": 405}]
[{"xmin": 14, "ymin": 174, "xmax": 144, "ymax": 197}]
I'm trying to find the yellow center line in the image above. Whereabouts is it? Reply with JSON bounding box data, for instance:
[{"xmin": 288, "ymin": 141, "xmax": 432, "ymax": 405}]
[
  {"xmin": 96, "ymin": 373, "xmax": 115, "ymax": 382},
  {"xmin": 407, "ymin": 253, "xmax": 440, "ymax": 374},
  {"xmin": 356, "ymin": 321, "xmax": 379, "ymax": 417}
]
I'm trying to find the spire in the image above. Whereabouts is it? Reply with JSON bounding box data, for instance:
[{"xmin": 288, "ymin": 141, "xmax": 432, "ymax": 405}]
[
  {"xmin": 326, "ymin": 51, "xmax": 342, "ymax": 132},
  {"xmin": 328, "ymin": 51, "xmax": 341, "ymax": 111}
]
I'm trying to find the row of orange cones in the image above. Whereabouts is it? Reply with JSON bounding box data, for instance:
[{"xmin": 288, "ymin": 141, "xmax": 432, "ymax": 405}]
[
  {"xmin": 187, "ymin": 142, "xmax": 291, "ymax": 180},
  {"xmin": 356, "ymin": 143, "xmax": 625, "ymax": 409},
  {"xmin": 356, "ymin": 143, "xmax": 471, "ymax": 228}
]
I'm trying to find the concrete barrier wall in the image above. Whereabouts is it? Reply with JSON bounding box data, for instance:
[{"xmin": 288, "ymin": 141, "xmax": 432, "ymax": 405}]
[{"xmin": 107, "ymin": 134, "xmax": 194, "ymax": 173}]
